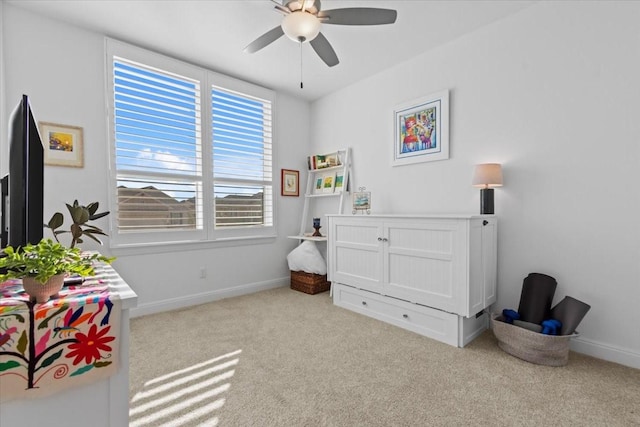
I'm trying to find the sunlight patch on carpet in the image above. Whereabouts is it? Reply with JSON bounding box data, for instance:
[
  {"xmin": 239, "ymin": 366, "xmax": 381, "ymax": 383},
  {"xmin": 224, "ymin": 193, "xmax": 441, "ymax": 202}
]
[{"xmin": 129, "ymin": 349, "xmax": 241, "ymax": 426}]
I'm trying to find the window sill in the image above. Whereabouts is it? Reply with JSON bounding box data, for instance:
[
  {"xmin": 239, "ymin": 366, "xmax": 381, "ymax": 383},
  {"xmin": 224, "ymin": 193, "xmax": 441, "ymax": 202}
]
[{"xmin": 109, "ymin": 234, "xmax": 278, "ymax": 257}]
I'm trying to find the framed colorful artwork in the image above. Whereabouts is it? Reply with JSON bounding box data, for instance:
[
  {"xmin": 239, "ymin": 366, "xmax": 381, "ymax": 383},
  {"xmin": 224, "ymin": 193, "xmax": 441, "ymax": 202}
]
[
  {"xmin": 392, "ymin": 89, "xmax": 449, "ymax": 166},
  {"xmin": 314, "ymin": 176, "xmax": 324, "ymax": 194},
  {"xmin": 39, "ymin": 122, "xmax": 84, "ymax": 167},
  {"xmin": 281, "ymin": 169, "xmax": 299, "ymax": 196},
  {"xmin": 334, "ymin": 172, "xmax": 345, "ymax": 193},
  {"xmin": 322, "ymin": 172, "xmax": 336, "ymax": 193}
]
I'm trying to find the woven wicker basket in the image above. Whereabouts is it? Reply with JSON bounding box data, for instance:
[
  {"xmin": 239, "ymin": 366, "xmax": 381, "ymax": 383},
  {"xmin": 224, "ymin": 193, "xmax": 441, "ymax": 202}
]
[
  {"xmin": 491, "ymin": 314, "xmax": 578, "ymax": 366},
  {"xmin": 290, "ymin": 271, "xmax": 330, "ymax": 295}
]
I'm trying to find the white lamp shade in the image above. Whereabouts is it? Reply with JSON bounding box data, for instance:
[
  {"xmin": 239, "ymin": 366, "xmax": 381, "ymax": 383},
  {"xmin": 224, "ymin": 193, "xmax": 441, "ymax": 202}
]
[
  {"xmin": 472, "ymin": 163, "xmax": 503, "ymax": 188},
  {"xmin": 282, "ymin": 11, "xmax": 321, "ymax": 43}
]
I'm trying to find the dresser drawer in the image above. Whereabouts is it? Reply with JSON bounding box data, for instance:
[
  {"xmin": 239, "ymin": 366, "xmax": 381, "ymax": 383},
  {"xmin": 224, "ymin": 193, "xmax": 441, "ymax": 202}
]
[{"xmin": 333, "ymin": 283, "xmax": 459, "ymax": 346}]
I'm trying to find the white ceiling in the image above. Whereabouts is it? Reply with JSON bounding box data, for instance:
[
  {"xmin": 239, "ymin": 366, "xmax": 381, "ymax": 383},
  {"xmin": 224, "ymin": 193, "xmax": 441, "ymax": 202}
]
[{"xmin": 7, "ymin": 0, "xmax": 536, "ymax": 101}]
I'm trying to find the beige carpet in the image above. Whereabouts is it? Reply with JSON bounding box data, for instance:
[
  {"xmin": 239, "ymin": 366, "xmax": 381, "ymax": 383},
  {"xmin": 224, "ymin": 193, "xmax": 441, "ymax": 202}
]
[{"xmin": 129, "ymin": 287, "xmax": 640, "ymax": 426}]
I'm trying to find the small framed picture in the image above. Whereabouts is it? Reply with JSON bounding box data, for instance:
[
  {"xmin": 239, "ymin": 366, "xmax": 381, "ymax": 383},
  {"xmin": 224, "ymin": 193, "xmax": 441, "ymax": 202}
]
[
  {"xmin": 322, "ymin": 172, "xmax": 336, "ymax": 193},
  {"xmin": 39, "ymin": 122, "xmax": 84, "ymax": 168},
  {"xmin": 352, "ymin": 190, "xmax": 371, "ymax": 214},
  {"xmin": 281, "ymin": 169, "xmax": 299, "ymax": 196},
  {"xmin": 334, "ymin": 172, "xmax": 345, "ymax": 193},
  {"xmin": 314, "ymin": 176, "xmax": 324, "ymax": 194}
]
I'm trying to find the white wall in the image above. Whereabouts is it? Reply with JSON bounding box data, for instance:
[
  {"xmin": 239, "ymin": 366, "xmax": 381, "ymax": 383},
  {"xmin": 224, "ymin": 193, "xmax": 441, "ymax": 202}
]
[
  {"xmin": 310, "ymin": 1, "xmax": 640, "ymax": 368},
  {"xmin": 1, "ymin": 4, "xmax": 308, "ymax": 315}
]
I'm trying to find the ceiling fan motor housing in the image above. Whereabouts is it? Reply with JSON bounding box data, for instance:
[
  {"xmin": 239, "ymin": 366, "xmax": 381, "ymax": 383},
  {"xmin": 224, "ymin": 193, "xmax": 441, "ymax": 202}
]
[
  {"xmin": 285, "ymin": 0, "xmax": 321, "ymax": 14},
  {"xmin": 282, "ymin": 11, "xmax": 321, "ymax": 42}
]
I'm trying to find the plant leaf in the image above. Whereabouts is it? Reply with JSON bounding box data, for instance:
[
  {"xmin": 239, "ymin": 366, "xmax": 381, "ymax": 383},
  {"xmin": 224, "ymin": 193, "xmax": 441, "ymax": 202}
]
[
  {"xmin": 35, "ymin": 329, "xmax": 52, "ymax": 355},
  {"xmin": 0, "ymin": 360, "xmax": 21, "ymax": 372},
  {"xmin": 82, "ymin": 233, "xmax": 103, "ymax": 244},
  {"xmin": 47, "ymin": 212, "xmax": 64, "ymax": 230},
  {"xmin": 70, "ymin": 364, "xmax": 94, "ymax": 376},
  {"xmin": 89, "ymin": 211, "xmax": 110, "ymax": 221},
  {"xmin": 87, "ymin": 202, "xmax": 99, "ymax": 215},
  {"xmin": 17, "ymin": 330, "xmax": 27, "ymax": 355},
  {"xmin": 39, "ymin": 349, "xmax": 62, "ymax": 369}
]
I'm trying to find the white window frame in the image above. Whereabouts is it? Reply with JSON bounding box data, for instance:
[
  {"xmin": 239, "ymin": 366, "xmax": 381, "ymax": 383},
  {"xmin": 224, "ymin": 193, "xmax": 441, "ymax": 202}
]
[{"xmin": 105, "ymin": 38, "xmax": 276, "ymax": 249}]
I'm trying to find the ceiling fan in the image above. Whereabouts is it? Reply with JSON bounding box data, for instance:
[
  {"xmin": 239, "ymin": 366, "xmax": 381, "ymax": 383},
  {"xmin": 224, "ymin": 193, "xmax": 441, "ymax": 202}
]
[{"xmin": 244, "ymin": 0, "xmax": 397, "ymax": 67}]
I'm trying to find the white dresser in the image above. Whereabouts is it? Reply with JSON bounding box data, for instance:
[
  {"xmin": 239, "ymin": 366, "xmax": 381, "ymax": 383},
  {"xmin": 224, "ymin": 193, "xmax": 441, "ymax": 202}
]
[{"xmin": 327, "ymin": 214, "xmax": 497, "ymax": 347}]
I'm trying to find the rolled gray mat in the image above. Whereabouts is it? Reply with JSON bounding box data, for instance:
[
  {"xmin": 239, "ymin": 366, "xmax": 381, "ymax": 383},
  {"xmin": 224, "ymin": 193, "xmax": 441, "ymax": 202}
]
[{"xmin": 550, "ymin": 296, "xmax": 590, "ymax": 335}]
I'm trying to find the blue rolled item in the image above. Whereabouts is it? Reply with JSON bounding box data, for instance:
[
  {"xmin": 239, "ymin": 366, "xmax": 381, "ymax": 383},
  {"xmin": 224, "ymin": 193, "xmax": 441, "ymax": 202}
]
[
  {"xmin": 502, "ymin": 309, "xmax": 520, "ymax": 324},
  {"xmin": 541, "ymin": 319, "xmax": 562, "ymax": 335}
]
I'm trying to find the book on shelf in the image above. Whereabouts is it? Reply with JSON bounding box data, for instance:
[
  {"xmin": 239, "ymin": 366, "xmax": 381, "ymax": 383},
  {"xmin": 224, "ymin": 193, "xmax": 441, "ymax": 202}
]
[{"xmin": 307, "ymin": 151, "xmax": 341, "ymax": 170}]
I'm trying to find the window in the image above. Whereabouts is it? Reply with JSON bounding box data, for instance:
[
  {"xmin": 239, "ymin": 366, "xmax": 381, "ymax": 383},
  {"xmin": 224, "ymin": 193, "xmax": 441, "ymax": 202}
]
[
  {"xmin": 212, "ymin": 86, "xmax": 273, "ymax": 229},
  {"xmin": 106, "ymin": 39, "xmax": 274, "ymax": 247}
]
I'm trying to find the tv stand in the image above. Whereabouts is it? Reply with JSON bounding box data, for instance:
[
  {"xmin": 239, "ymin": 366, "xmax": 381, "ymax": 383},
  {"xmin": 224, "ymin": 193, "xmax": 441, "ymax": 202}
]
[{"xmin": 0, "ymin": 262, "xmax": 138, "ymax": 426}]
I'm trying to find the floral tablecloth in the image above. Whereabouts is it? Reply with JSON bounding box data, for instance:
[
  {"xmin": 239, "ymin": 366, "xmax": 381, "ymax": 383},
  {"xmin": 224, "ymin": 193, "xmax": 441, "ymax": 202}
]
[{"xmin": 0, "ymin": 277, "xmax": 121, "ymax": 401}]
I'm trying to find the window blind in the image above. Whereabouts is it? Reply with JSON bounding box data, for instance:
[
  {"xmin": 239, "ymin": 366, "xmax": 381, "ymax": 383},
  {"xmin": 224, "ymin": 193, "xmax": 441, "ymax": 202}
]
[
  {"xmin": 113, "ymin": 58, "xmax": 203, "ymax": 232},
  {"xmin": 211, "ymin": 87, "xmax": 273, "ymax": 228}
]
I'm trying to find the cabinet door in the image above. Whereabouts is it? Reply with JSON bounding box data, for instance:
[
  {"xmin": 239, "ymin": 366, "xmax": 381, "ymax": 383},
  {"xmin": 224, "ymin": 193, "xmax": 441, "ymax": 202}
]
[
  {"xmin": 383, "ymin": 219, "xmax": 467, "ymax": 314},
  {"xmin": 467, "ymin": 218, "xmax": 498, "ymax": 315},
  {"xmin": 328, "ymin": 217, "xmax": 384, "ymax": 293}
]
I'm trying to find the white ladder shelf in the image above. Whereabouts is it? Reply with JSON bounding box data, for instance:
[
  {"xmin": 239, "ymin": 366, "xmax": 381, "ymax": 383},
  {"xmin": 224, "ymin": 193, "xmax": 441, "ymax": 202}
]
[{"xmin": 289, "ymin": 148, "xmax": 351, "ymax": 241}]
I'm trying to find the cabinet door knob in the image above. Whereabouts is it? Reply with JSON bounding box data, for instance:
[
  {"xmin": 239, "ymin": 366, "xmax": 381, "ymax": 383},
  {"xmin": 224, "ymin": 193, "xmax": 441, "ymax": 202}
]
[
  {"xmin": 377, "ymin": 237, "xmax": 383, "ymax": 241},
  {"xmin": 382, "ymin": 238, "xmax": 388, "ymax": 242},
  {"xmin": 483, "ymin": 220, "xmax": 489, "ymax": 226},
  {"xmin": 362, "ymin": 301, "xmax": 367, "ymax": 306},
  {"xmin": 402, "ymin": 314, "xmax": 409, "ymax": 319}
]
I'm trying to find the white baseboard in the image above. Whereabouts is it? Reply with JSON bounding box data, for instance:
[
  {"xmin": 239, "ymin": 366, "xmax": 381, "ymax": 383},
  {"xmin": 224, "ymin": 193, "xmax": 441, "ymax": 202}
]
[
  {"xmin": 130, "ymin": 276, "xmax": 289, "ymax": 318},
  {"xmin": 570, "ymin": 336, "xmax": 640, "ymax": 370}
]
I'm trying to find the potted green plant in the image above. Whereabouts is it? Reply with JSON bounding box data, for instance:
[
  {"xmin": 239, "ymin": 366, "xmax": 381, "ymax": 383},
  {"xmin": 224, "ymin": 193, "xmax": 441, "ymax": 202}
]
[
  {"xmin": 45, "ymin": 200, "xmax": 110, "ymax": 248},
  {"xmin": 0, "ymin": 238, "xmax": 113, "ymax": 303}
]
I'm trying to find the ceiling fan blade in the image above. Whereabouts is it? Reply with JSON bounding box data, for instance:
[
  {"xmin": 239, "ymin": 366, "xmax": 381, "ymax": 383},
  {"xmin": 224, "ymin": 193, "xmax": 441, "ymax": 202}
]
[
  {"xmin": 310, "ymin": 32, "xmax": 339, "ymax": 67},
  {"xmin": 244, "ymin": 26, "xmax": 285, "ymax": 53},
  {"xmin": 318, "ymin": 8, "xmax": 397, "ymax": 25}
]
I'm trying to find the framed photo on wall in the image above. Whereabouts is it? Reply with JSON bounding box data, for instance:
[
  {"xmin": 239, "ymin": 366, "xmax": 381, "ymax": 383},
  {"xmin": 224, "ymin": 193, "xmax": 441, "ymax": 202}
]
[
  {"xmin": 392, "ymin": 89, "xmax": 449, "ymax": 166},
  {"xmin": 281, "ymin": 169, "xmax": 299, "ymax": 196},
  {"xmin": 39, "ymin": 122, "xmax": 84, "ymax": 168}
]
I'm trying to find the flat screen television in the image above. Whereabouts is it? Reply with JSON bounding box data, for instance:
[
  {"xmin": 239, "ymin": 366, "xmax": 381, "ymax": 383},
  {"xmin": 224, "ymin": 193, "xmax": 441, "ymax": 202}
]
[{"xmin": 1, "ymin": 94, "xmax": 44, "ymax": 249}]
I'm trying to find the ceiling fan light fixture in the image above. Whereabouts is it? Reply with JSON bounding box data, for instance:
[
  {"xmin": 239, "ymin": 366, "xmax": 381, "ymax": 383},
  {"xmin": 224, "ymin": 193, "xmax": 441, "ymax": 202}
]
[{"xmin": 282, "ymin": 11, "xmax": 321, "ymax": 43}]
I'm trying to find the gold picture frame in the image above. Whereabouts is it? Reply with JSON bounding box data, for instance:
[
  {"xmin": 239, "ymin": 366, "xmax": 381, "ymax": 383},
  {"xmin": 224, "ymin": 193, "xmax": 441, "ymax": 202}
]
[
  {"xmin": 281, "ymin": 169, "xmax": 299, "ymax": 196},
  {"xmin": 39, "ymin": 122, "xmax": 84, "ymax": 168}
]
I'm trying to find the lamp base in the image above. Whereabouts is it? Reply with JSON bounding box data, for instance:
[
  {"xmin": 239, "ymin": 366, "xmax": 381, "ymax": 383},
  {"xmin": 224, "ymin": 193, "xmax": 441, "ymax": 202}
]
[{"xmin": 480, "ymin": 188, "xmax": 495, "ymax": 215}]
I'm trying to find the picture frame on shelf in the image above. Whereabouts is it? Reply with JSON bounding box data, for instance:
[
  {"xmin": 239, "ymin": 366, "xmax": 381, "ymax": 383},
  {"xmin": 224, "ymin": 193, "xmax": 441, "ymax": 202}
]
[
  {"xmin": 39, "ymin": 122, "xmax": 84, "ymax": 168},
  {"xmin": 314, "ymin": 176, "xmax": 324, "ymax": 194},
  {"xmin": 281, "ymin": 169, "xmax": 299, "ymax": 196},
  {"xmin": 392, "ymin": 89, "xmax": 449, "ymax": 167},
  {"xmin": 334, "ymin": 172, "xmax": 346, "ymax": 193},
  {"xmin": 322, "ymin": 172, "xmax": 336, "ymax": 193}
]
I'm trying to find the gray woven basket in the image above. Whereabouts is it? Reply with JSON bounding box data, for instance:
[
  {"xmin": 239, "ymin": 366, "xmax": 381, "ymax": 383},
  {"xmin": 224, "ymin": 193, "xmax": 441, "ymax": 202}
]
[{"xmin": 491, "ymin": 314, "xmax": 578, "ymax": 366}]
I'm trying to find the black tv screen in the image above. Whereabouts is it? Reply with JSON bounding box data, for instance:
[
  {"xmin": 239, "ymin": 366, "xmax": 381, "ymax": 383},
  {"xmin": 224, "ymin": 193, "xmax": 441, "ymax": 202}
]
[{"xmin": 1, "ymin": 95, "xmax": 44, "ymax": 249}]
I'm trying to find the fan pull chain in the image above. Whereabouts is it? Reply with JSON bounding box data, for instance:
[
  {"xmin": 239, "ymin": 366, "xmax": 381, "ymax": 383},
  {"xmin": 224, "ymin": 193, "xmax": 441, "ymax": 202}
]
[{"xmin": 300, "ymin": 41, "xmax": 304, "ymax": 89}]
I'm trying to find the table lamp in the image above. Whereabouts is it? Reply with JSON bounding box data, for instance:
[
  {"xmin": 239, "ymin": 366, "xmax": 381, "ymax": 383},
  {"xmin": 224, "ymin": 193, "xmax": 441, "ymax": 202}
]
[{"xmin": 472, "ymin": 163, "xmax": 503, "ymax": 214}]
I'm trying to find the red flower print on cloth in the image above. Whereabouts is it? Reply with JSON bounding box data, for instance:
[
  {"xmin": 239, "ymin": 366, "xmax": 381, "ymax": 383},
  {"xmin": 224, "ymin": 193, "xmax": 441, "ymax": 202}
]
[{"xmin": 66, "ymin": 324, "xmax": 114, "ymax": 365}]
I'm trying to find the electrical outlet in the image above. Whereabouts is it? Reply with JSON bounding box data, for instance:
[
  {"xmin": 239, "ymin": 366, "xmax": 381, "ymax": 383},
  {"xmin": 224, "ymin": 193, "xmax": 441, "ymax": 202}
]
[{"xmin": 199, "ymin": 267, "xmax": 206, "ymax": 279}]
